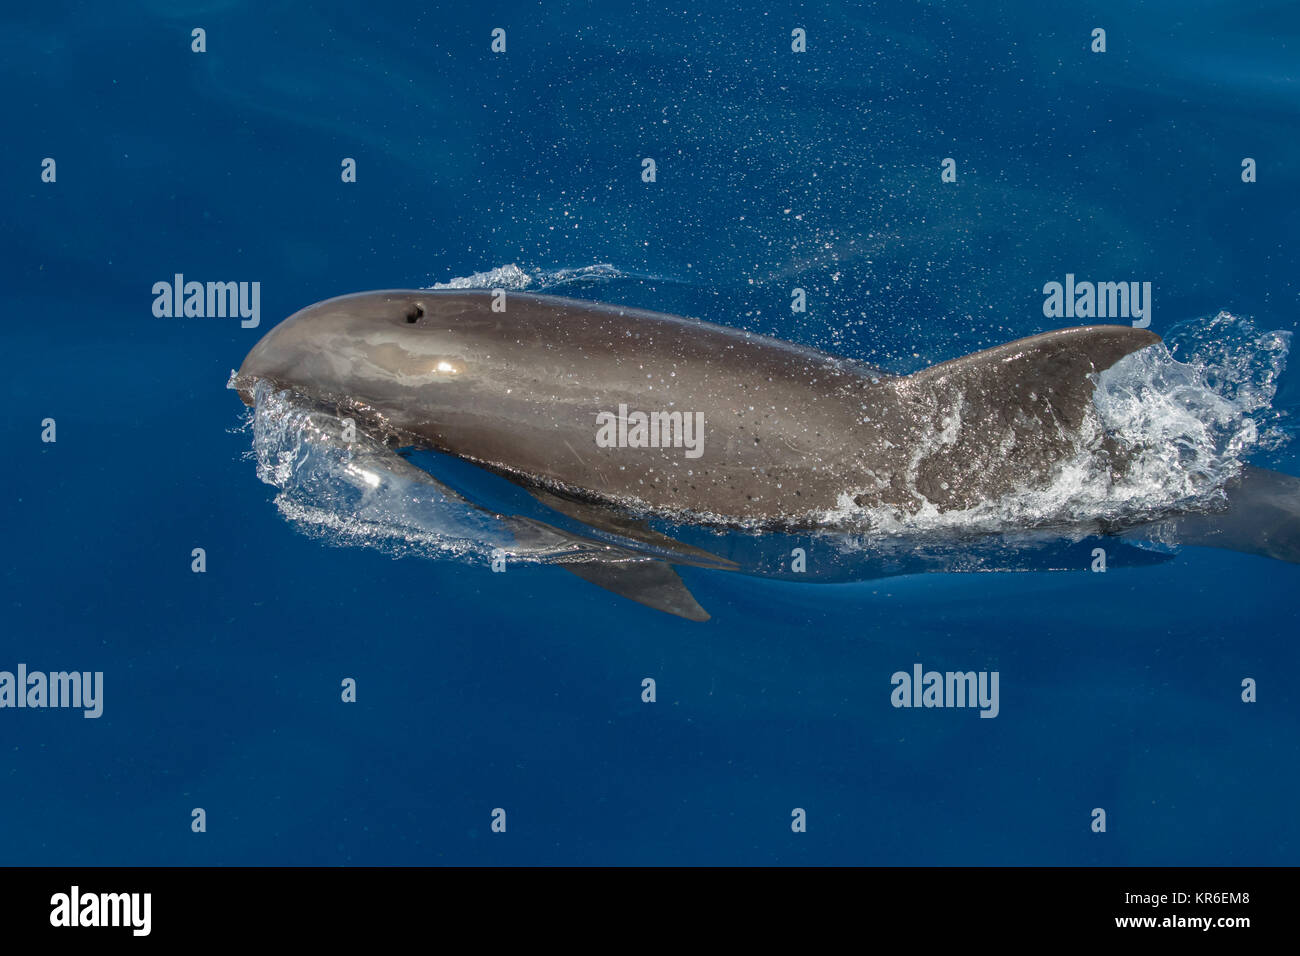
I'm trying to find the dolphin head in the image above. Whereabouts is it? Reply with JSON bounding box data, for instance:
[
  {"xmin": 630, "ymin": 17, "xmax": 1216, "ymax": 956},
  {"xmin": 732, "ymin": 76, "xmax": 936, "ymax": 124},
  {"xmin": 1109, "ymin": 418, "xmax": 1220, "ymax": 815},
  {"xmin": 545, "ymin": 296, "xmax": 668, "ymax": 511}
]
[{"xmin": 233, "ymin": 290, "xmax": 475, "ymax": 412}]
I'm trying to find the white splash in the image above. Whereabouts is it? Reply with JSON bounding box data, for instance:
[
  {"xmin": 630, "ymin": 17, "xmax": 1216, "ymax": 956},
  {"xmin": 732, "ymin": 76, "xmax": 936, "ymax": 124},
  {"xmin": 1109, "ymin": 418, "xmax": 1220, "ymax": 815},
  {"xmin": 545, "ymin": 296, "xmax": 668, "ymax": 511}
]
[
  {"xmin": 241, "ymin": 381, "xmax": 516, "ymax": 560},
  {"xmin": 427, "ymin": 262, "xmax": 631, "ymax": 291}
]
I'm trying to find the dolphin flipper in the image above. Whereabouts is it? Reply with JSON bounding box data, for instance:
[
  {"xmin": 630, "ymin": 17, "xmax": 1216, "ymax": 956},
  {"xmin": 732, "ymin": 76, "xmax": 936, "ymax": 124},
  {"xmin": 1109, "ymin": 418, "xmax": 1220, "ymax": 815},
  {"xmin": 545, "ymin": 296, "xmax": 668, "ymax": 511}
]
[
  {"xmin": 341, "ymin": 422, "xmax": 720, "ymax": 618},
  {"xmin": 558, "ymin": 559, "xmax": 711, "ymax": 621},
  {"xmin": 517, "ymin": 486, "xmax": 723, "ymax": 620},
  {"xmin": 519, "ymin": 485, "xmax": 740, "ymax": 570},
  {"xmin": 293, "ymin": 405, "xmax": 717, "ymax": 616}
]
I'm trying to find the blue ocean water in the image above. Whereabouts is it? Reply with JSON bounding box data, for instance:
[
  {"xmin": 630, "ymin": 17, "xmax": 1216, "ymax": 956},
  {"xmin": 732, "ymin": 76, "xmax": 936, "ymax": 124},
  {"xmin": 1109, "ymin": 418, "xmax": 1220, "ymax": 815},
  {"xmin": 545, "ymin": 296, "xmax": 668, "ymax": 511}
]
[{"xmin": 3, "ymin": 1, "xmax": 1298, "ymax": 865}]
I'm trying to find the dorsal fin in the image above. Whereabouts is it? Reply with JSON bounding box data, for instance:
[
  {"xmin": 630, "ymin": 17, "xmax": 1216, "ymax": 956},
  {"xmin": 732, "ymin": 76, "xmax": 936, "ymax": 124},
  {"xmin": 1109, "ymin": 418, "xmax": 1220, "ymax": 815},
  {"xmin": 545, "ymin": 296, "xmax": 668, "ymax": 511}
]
[
  {"xmin": 907, "ymin": 325, "xmax": 1161, "ymax": 429},
  {"xmin": 887, "ymin": 326, "xmax": 1161, "ymax": 511}
]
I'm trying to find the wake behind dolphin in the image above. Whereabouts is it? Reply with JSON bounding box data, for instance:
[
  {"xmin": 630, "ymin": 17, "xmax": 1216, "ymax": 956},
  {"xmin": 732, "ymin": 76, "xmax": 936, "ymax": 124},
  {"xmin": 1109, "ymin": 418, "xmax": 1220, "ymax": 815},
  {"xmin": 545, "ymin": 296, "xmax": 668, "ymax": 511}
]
[{"xmin": 230, "ymin": 288, "xmax": 1296, "ymax": 619}]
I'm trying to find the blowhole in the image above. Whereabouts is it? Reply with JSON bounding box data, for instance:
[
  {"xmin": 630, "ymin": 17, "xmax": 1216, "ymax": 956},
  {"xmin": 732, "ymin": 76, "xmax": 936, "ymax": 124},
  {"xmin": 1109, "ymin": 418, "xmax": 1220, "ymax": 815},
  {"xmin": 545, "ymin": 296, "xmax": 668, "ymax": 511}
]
[{"xmin": 405, "ymin": 303, "xmax": 425, "ymax": 323}]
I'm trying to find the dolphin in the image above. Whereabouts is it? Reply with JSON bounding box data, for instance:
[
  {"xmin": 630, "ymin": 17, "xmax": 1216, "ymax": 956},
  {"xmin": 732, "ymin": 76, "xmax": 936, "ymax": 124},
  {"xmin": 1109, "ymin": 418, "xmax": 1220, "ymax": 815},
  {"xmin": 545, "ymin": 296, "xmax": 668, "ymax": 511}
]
[{"xmin": 232, "ymin": 290, "xmax": 1300, "ymax": 618}]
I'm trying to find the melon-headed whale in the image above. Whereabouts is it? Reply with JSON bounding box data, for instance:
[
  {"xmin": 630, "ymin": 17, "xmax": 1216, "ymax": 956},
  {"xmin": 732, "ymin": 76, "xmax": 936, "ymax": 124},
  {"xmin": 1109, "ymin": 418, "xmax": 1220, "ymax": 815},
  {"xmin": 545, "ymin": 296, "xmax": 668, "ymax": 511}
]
[{"xmin": 231, "ymin": 290, "xmax": 1300, "ymax": 619}]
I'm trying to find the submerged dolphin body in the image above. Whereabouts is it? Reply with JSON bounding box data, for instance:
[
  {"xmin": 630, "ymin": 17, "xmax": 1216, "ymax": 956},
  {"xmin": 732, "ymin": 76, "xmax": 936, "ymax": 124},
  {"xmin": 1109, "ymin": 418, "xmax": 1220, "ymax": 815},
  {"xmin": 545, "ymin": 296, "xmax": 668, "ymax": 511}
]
[{"xmin": 232, "ymin": 290, "xmax": 1299, "ymax": 619}]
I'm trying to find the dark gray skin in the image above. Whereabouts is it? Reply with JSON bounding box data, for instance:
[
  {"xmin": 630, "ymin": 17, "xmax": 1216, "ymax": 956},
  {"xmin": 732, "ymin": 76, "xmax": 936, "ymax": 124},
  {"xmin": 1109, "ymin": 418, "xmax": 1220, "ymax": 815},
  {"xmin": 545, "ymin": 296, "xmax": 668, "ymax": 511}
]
[{"xmin": 234, "ymin": 289, "xmax": 1160, "ymax": 525}]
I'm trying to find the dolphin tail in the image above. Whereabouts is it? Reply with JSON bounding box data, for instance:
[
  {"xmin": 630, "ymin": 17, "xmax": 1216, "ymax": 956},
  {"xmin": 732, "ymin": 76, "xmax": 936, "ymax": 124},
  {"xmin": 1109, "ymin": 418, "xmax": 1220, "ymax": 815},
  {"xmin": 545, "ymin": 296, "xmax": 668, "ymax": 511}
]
[{"xmin": 1132, "ymin": 466, "xmax": 1300, "ymax": 564}]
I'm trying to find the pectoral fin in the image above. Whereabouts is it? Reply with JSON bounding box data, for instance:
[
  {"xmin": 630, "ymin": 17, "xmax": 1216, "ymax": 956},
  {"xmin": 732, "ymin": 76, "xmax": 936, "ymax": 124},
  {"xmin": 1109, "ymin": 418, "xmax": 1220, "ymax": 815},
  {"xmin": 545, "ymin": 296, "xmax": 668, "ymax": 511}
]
[
  {"xmin": 521, "ymin": 485, "xmax": 739, "ymax": 571},
  {"xmin": 559, "ymin": 558, "xmax": 711, "ymax": 621}
]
